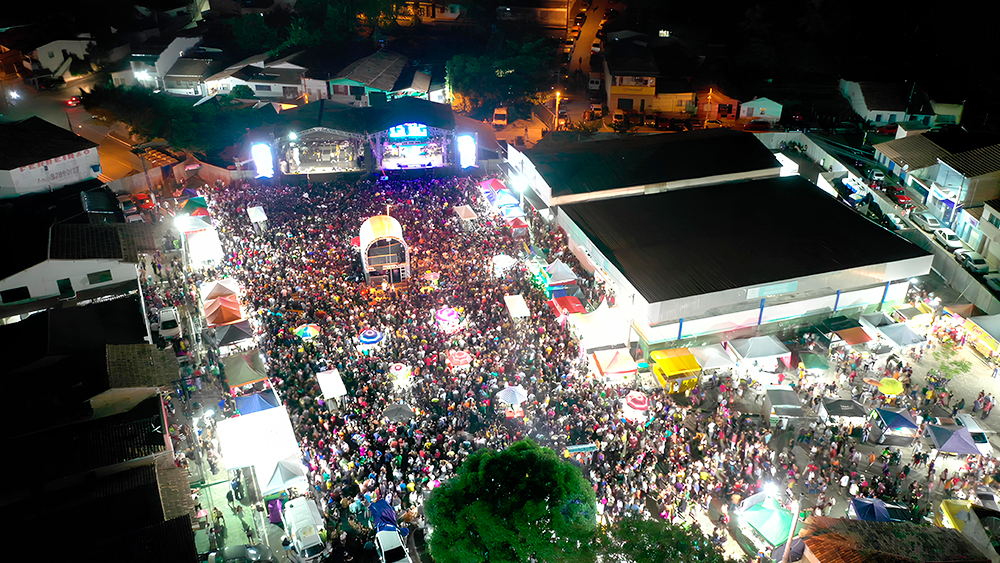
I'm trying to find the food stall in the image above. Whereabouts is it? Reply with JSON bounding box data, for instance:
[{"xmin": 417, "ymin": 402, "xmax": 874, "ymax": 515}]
[
  {"xmin": 736, "ymin": 493, "xmax": 804, "ymax": 556},
  {"xmin": 762, "ymin": 385, "xmax": 805, "ymax": 429},
  {"xmin": 817, "ymin": 398, "xmax": 868, "ymax": 425},
  {"xmin": 649, "ymin": 348, "xmax": 701, "ymax": 393},
  {"xmin": 964, "ymin": 315, "xmax": 1000, "ymax": 363}
]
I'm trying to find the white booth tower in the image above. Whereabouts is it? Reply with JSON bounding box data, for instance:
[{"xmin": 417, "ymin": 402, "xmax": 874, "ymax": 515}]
[{"xmin": 359, "ymin": 215, "xmax": 410, "ymax": 284}]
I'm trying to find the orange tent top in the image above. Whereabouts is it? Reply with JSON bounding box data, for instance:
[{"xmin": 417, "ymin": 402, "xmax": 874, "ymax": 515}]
[
  {"xmin": 205, "ymin": 294, "xmax": 243, "ymax": 326},
  {"xmin": 506, "ymin": 217, "xmax": 529, "ymax": 229},
  {"xmin": 593, "ymin": 349, "xmax": 638, "ymax": 376},
  {"xmin": 836, "ymin": 327, "xmax": 871, "ymax": 345}
]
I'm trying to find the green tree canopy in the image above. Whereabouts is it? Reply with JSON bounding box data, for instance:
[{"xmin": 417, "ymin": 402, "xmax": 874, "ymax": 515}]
[
  {"xmin": 82, "ymin": 85, "xmax": 271, "ymax": 153},
  {"xmin": 596, "ymin": 515, "xmax": 736, "ymax": 563},
  {"xmin": 446, "ymin": 39, "xmax": 552, "ymax": 114},
  {"xmin": 425, "ymin": 439, "xmax": 597, "ymax": 563}
]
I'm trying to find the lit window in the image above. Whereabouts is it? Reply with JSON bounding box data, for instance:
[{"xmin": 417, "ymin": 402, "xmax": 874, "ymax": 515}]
[{"xmin": 255, "ymin": 84, "xmax": 271, "ymax": 91}]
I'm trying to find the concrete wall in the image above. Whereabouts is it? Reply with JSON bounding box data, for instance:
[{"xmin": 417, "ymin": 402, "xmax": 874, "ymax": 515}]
[
  {"xmin": 33, "ymin": 39, "xmax": 92, "ymax": 74},
  {"xmin": 0, "ymin": 259, "xmax": 138, "ymax": 304},
  {"xmin": 0, "ymin": 148, "xmax": 101, "ymax": 197}
]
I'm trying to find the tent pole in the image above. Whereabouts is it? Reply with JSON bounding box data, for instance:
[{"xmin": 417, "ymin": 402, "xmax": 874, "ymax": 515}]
[
  {"xmin": 677, "ymin": 318, "xmax": 683, "ymax": 341},
  {"xmin": 833, "ymin": 290, "xmax": 841, "ymax": 313},
  {"xmin": 757, "ymin": 299, "xmax": 765, "ymax": 326},
  {"xmin": 876, "ymin": 281, "xmax": 890, "ymax": 312}
]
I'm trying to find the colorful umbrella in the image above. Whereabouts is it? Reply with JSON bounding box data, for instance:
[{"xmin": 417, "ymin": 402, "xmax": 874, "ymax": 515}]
[
  {"xmin": 447, "ymin": 349, "xmax": 472, "ymax": 369},
  {"xmin": 879, "ymin": 377, "xmax": 904, "ymax": 396},
  {"xmin": 436, "ymin": 307, "xmax": 460, "ymax": 324},
  {"xmin": 293, "ymin": 324, "xmax": 321, "ymax": 339},
  {"xmin": 863, "ymin": 377, "xmax": 882, "ymax": 387},
  {"xmin": 359, "ymin": 328, "xmax": 384, "ymax": 346},
  {"xmin": 182, "ymin": 196, "xmax": 208, "ymax": 211},
  {"xmin": 497, "ymin": 385, "xmax": 529, "ymax": 405},
  {"xmin": 383, "ymin": 402, "xmax": 415, "ymax": 421},
  {"xmin": 625, "ymin": 391, "xmax": 649, "ymax": 411},
  {"xmin": 390, "ymin": 363, "xmax": 410, "ymax": 377},
  {"xmin": 422, "ymin": 271, "xmax": 440, "ymax": 281}
]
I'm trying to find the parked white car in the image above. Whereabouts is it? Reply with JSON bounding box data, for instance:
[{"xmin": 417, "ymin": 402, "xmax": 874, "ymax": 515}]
[
  {"xmin": 375, "ymin": 529, "xmax": 412, "ymax": 563},
  {"xmin": 933, "ymin": 228, "xmax": 963, "ymax": 251},
  {"xmin": 956, "ymin": 414, "xmax": 993, "ymax": 457},
  {"xmin": 985, "ymin": 274, "xmax": 1000, "ymax": 294},
  {"xmin": 957, "ymin": 250, "xmax": 990, "ymax": 275},
  {"xmin": 910, "ymin": 212, "xmax": 941, "ymax": 232},
  {"xmin": 158, "ymin": 307, "xmax": 182, "ymax": 339}
]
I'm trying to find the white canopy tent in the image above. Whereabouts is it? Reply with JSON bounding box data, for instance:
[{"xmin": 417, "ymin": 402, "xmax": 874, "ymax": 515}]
[
  {"xmin": 729, "ymin": 336, "xmax": 791, "ymax": 363},
  {"xmin": 878, "ymin": 323, "xmax": 927, "ymax": 348},
  {"xmin": 261, "ymin": 456, "xmax": 308, "ymax": 496},
  {"xmin": 567, "ymin": 301, "xmax": 630, "ymax": 353},
  {"xmin": 689, "ymin": 344, "xmax": 737, "ymax": 370},
  {"xmin": 216, "ymin": 406, "xmax": 302, "ymax": 497},
  {"xmin": 187, "ymin": 227, "xmax": 225, "ymax": 268},
  {"xmin": 200, "ymin": 278, "xmax": 240, "ymax": 302},
  {"xmin": 247, "ymin": 206, "xmax": 268, "ymax": 223},
  {"xmin": 545, "ymin": 259, "xmax": 578, "ymax": 286},
  {"xmin": 317, "ymin": 369, "xmax": 349, "ymax": 399},
  {"xmin": 504, "ymin": 294, "xmax": 531, "ymax": 319}
]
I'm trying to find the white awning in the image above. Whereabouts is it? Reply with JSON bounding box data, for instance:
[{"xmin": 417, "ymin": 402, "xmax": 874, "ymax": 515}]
[
  {"xmin": 504, "ymin": 294, "xmax": 531, "ymax": 319},
  {"xmin": 216, "ymin": 406, "xmax": 300, "ymax": 471},
  {"xmin": 247, "ymin": 206, "xmax": 267, "ymax": 223},
  {"xmin": 317, "ymin": 369, "xmax": 348, "ymax": 399}
]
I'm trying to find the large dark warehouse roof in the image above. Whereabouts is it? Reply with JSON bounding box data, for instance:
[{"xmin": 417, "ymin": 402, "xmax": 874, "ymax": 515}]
[
  {"xmin": 559, "ymin": 176, "xmax": 929, "ymax": 303},
  {"xmin": 526, "ymin": 129, "xmax": 781, "ymax": 198}
]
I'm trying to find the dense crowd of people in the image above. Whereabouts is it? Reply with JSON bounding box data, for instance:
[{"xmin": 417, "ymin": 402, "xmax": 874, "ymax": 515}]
[{"xmin": 149, "ymin": 172, "xmax": 1000, "ymax": 561}]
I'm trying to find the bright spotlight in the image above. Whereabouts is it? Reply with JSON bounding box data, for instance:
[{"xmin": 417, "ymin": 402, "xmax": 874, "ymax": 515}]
[
  {"xmin": 457, "ymin": 134, "xmax": 477, "ymax": 169},
  {"xmin": 135, "ymin": 70, "xmax": 150, "ymax": 81},
  {"xmin": 288, "ymin": 132, "xmax": 298, "ymax": 141},
  {"xmin": 251, "ymin": 143, "xmax": 274, "ymax": 178}
]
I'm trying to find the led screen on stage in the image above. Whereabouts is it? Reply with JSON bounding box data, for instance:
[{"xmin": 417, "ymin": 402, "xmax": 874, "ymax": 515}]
[{"xmin": 388, "ymin": 123, "xmax": 428, "ymax": 138}]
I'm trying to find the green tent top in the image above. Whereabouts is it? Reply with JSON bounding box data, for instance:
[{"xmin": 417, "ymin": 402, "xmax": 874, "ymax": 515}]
[
  {"xmin": 741, "ymin": 497, "xmax": 803, "ymax": 547},
  {"xmin": 182, "ymin": 196, "xmax": 208, "ymax": 211},
  {"xmin": 799, "ymin": 353, "xmax": 830, "ymax": 371}
]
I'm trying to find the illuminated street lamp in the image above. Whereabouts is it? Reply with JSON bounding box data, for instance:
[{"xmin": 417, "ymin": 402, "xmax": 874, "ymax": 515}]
[{"xmin": 555, "ymin": 90, "xmax": 561, "ymax": 130}]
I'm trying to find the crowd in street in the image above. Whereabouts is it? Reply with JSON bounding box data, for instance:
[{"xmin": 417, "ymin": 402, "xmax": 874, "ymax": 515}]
[{"xmin": 148, "ymin": 172, "xmax": 1000, "ymax": 560}]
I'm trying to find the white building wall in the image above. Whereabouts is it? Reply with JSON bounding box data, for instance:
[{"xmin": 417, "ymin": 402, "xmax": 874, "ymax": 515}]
[
  {"xmin": 33, "ymin": 39, "xmax": 92, "ymax": 74},
  {"xmin": 0, "ymin": 148, "xmax": 101, "ymax": 197},
  {"xmin": 0, "ymin": 259, "xmax": 138, "ymax": 303}
]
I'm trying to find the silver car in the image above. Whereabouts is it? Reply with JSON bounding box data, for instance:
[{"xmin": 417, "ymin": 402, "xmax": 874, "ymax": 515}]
[
  {"xmin": 911, "ymin": 212, "xmax": 941, "ymax": 232},
  {"xmin": 958, "ymin": 251, "xmax": 990, "ymax": 275},
  {"xmin": 933, "ymin": 228, "xmax": 963, "ymax": 251}
]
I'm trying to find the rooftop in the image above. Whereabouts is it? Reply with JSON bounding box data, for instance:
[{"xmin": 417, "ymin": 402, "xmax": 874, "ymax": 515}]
[
  {"xmin": 164, "ymin": 57, "xmax": 214, "ymax": 78},
  {"xmin": 559, "ymin": 176, "xmax": 929, "ymax": 303},
  {"xmin": 803, "ymin": 515, "xmax": 988, "ymax": 563},
  {"xmin": 106, "ymin": 344, "xmax": 181, "ymax": 388},
  {"xmin": 334, "ymin": 51, "xmax": 408, "ymax": 92},
  {"xmin": 49, "ymin": 223, "xmax": 129, "ymax": 261},
  {"xmin": 0, "ymin": 116, "xmax": 99, "ymax": 170},
  {"xmin": 874, "ymin": 130, "xmax": 1000, "ymax": 177},
  {"xmin": 273, "ymin": 96, "xmax": 455, "ymax": 137},
  {"xmin": 525, "ymin": 129, "xmax": 780, "ymax": 198},
  {"xmin": 857, "ymin": 81, "xmax": 909, "ymax": 111}
]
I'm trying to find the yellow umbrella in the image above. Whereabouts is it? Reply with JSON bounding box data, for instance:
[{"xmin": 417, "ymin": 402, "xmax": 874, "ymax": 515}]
[{"xmin": 880, "ymin": 378, "xmax": 904, "ymax": 396}]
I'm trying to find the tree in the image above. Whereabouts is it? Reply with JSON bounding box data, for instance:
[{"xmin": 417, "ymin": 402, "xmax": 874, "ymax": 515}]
[
  {"xmin": 932, "ymin": 345, "xmax": 973, "ymax": 380},
  {"xmin": 425, "ymin": 439, "xmax": 597, "ymax": 563},
  {"xmin": 611, "ymin": 120, "xmax": 637, "ymax": 136},
  {"xmin": 595, "ymin": 515, "xmax": 737, "ymax": 563},
  {"xmin": 565, "ymin": 119, "xmax": 602, "ymax": 134},
  {"xmin": 231, "ymin": 85, "xmax": 255, "ymax": 99},
  {"xmin": 446, "ymin": 39, "xmax": 551, "ymax": 114}
]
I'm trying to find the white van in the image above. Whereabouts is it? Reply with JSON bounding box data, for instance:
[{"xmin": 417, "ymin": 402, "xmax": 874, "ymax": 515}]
[
  {"xmin": 282, "ymin": 497, "xmax": 328, "ymax": 562},
  {"xmin": 492, "ymin": 107, "xmax": 508, "ymax": 129}
]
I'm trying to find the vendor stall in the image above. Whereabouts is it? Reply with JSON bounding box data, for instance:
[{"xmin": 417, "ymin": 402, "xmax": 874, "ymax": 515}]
[
  {"xmin": 928, "ymin": 425, "xmax": 982, "ymax": 456},
  {"xmin": 730, "ymin": 336, "xmax": 791, "ymax": 381},
  {"xmin": 736, "ymin": 493, "xmax": 804, "ymax": 554},
  {"xmin": 873, "ymin": 407, "xmax": 919, "ymax": 442},
  {"xmin": 817, "ymin": 398, "xmax": 868, "ymax": 425},
  {"xmin": 545, "ymin": 259, "xmax": 578, "ymax": 291},
  {"xmin": 688, "ymin": 344, "xmax": 737, "ymax": 372},
  {"xmin": 649, "ymin": 348, "xmax": 701, "ymax": 393},
  {"xmin": 763, "ymin": 385, "xmax": 805, "ymax": 428},
  {"xmin": 224, "ymin": 349, "xmax": 268, "ymax": 388},
  {"xmin": 504, "ymin": 294, "xmax": 531, "ymax": 321},
  {"xmin": 204, "ymin": 294, "xmax": 243, "ymax": 327},
  {"xmin": 200, "ymin": 278, "xmax": 240, "ymax": 301},
  {"xmin": 548, "ymin": 295, "xmax": 586, "ymax": 319},
  {"xmin": 964, "ymin": 315, "xmax": 1000, "ymax": 362},
  {"xmin": 591, "ymin": 348, "xmax": 638, "ymax": 386}
]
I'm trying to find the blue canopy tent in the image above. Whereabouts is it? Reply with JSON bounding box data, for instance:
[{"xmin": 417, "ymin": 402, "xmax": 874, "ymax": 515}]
[
  {"xmin": 875, "ymin": 408, "xmax": 918, "ymax": 430},
  {"xmin": 369, "ymin": 499, "xmax": 408, "ymax": 536},
  {"xmin": 235, "ymin": 389, "xmax": 279, "ymax": 415},
  {"xmin": 928, "ymin": 425, "xmax": 982, "ymax": 455},
  {"xmin": 850, "ymin": 498, "xmax": 890, "ymax": 522}
]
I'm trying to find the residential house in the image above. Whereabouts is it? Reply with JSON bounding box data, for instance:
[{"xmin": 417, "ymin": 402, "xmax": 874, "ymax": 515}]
[
  {"xmin": 0, "ymin": 305, "xmax": 197, "ymax": 561},
  {"xmin": 163, "ymin": 51, "xmax": 221, "ymax": 96},
  {"xmin": 874, "ymin": 129, "xmax": 1000, "ymax": 254},
  {"xmin": 840, "ymin": 79, "xmax": 965, "ymax": 126},
  {"xmin": 696, "ymin": 86, "xmax": 739, "ymax": 123},
  {"xmin": 980, "ymin": 200, "xmax": 1000, "ymax": 267},
  {"xmin": 0, "ymin": 24, "xmax": 95, "ymax": 79},
  {"xmin": 323, "ymin": 51, "xmax": 431, "ymax": 107},
  {"xmin": 404, "ymin": 0, "xmax": 463, "ymax": 21},
  {"xmin": 203, "ymin": 52, "xmax": 306, "ymax": 101},
  {"xmin": 129, "ymin": 34, "xmax": 203, "ymax": 91},
  {"xmin": 738, "ymin": 97, "xmax": 782, "ymax": 122},
  {"xmin": 495, "ymin": 0, "xmax": 566, "ymax": 28},
  {"xmin": 602, "ymin": 32, "xmax": 699, "ymax": 116}
]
